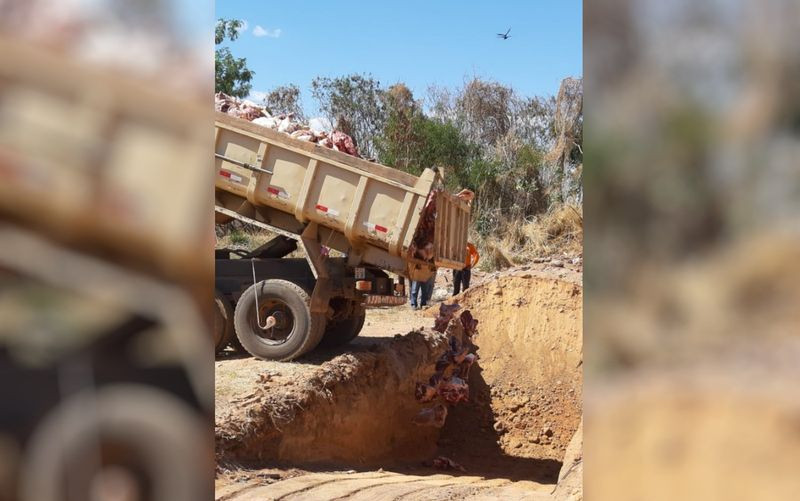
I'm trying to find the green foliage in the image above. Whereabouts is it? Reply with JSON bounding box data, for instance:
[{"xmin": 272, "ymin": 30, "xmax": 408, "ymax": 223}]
[
  {"xmin": 229, "ymin": 229, "xmax": 249, "ymax": 246},
  {"xmin": 215, "ymin": 18, "xmax": 242, "ymax": 44},
  {"xmin": 373, "ymin": 79, "xmax": 573, "ymax": 240},
  {"xmin": 378, "ymin": 113, "xmax": 476, "ymax": 182},
  {"xmin": 215, "ymin": 19, "xmax": 254, "ymax": 98}
]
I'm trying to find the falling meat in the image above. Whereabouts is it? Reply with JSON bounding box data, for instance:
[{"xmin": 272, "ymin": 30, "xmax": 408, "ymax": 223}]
[
  {"xmin": 408, "ymin": 190, "xmax": 439, "ymax": 262},
  {"xmin": 412, "ymin": 304, "xmax": 482, "ymax": 478},
  {"xmin": 438, "ymin": 376, "xmax": 469, "ymax": 404}
]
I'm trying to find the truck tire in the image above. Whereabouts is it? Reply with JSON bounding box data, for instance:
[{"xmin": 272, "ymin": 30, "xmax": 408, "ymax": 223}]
[
  {"xmin": 19, "ymin": 385, "xmax": 209, "ymax": 501},
  {"xmin": 234, "ymin": 279, "xmax": 325, "ymax": 361},
  {"xmin": 214, "ymin": 289, "xmax": 234, "ymax": 354},
  {"xmin": 319, "ymin": 305, "xmax": 366, "ymax": 347}
]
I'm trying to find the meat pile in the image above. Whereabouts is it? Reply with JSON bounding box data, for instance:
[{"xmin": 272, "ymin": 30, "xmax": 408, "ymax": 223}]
[
  {"xmin": 413, "ymin": 303, "xmax": 478, "ymax": 427},
  {"xmin": 408, "ymin": 189, "xmax": 440, "ymax": 261},
  {"xmin": 214, "ymin": 92, "xmax": 360, "ymax": 157}
]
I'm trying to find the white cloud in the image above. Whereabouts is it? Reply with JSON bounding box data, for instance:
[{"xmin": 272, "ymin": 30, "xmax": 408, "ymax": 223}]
[
  {"xmin": 253, "ymin": 25, "xmax": 281, "ymax": 38},
  {"xmin": 309, "ymin": 117, "xmax": 333, "ymax": 133},
  {"xmin": 239, "ymin": 20, "xmax": 249, "ymax": 32}
]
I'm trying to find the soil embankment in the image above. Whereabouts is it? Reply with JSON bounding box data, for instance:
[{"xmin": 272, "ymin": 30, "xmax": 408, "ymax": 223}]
[{"xmin": 215, "ymin": 265, "xmax": 583, "ymax": 499}]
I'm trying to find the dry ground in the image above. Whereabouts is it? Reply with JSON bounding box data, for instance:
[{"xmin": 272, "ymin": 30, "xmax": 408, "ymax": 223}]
[{"xmin": 215, "ymin": 262, "xmax": 583, "ymax": 500}]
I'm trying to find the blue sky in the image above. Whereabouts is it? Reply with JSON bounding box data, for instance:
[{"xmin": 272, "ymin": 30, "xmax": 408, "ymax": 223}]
[{"xmin": 215, "ymin": 1, "xmax": 582, "ymax": 114}]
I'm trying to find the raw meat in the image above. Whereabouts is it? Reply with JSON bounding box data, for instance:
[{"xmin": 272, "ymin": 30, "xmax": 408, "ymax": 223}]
[
  {"xmin": 438, "ymin": 376, "xmax": 469, "ymax": 404},
  {"xmin": 215, "ymin": 92, "xmax": 360, "ymax": 157}
]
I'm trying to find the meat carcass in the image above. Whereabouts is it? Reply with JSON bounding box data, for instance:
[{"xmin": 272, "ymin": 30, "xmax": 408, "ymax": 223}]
[
  {"xmin": 438, "ymin": 376, "xmax": 469, "ymax": 404},
  {"xmin": 330, "ymin": 131, "xmax": 359, "ymax": 157},
  {"xmin": 214, "ymin": 92, "xmax": 361, "ymax": 158}
]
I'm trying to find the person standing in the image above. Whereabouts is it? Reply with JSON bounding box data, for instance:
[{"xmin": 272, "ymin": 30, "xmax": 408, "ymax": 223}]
[
  {"xmin": 409, "ymin": 279, "xmax": 423, "ymax": 309},
  {"xmin": 422, "ymin": 268, "xmax": 437, "ymax": 305},
  {"xmin": 453, "ymin": 242, "xmax": 479, "ymax": 296},
  {"xmin": 410, "ymin": 269, "xmax": 436, "ymax": 310}
]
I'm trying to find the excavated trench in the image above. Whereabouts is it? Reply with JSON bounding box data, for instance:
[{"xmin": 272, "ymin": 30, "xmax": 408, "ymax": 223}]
[{"xmin": 215, "ymin": 268, "xmax": 582, "ymax": 488}]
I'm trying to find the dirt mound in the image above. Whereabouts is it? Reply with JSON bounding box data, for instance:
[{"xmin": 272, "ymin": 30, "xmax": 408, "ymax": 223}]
[
  {"xmin": 434, "ymin": 268, "xmax": 582, "ymax": 466},
  {"xmin": 216, "ymin": 328, "xmax": 465, "ymax": 467}
]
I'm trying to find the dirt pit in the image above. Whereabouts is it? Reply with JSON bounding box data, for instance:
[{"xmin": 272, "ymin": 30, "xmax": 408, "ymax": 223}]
[
  {"xmin": 434, "ymin": 268, "xmax": 583, "ymax": 465},
  {"xmin": 216, "ymin": 328, "xmax": 454, "ymax": 466},
  {"xmin": 216, "ymin": 265, "xmax": 582, "ymax": 496}
]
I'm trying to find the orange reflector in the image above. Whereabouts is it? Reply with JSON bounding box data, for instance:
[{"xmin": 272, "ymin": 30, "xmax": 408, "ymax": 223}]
[{"xmin": 355, "ymin": 280, "xmax": 372, "ymax": 291}]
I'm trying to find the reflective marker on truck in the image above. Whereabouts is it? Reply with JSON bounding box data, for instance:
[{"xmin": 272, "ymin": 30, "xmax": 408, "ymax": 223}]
[
  {"xmin": 364, "ymin": 222, "xmax": 389, "ymax": 233},
  {"xmin": 266, "ymin": 186, "xmax": 290, "ymax": 199},
  {"xmin": 315, "ymin": 204, "xmax": 340, "ymax": 217},
  {"xmin": 219, "ymin": 170, "xmax": 243, "ymax": 183}
]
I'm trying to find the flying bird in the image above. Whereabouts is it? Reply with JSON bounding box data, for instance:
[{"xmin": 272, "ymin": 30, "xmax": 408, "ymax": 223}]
[{"xmin": 497, "ymin": 28, "xmax": 511, "ymax": 40}]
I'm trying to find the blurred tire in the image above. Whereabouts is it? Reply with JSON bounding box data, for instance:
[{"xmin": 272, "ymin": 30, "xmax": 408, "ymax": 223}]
[{"xmin": 19, "ymin": 385, "xmax": 209, "ymax": 501}]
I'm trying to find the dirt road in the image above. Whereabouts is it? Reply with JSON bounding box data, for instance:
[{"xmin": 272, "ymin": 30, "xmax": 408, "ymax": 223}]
[{"xmin": 216, "ymin": 468, "xmax": 554, "ymax": 500}]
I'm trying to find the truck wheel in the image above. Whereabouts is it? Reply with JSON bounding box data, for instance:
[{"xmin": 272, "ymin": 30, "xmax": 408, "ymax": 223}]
[
  {"xmin": 18, "ymin": 385, "xmax": 209, "ymax": 501},
  {"xmin": 319, "ymin": 305, "xmax": 366, "ymax": 347},
  {"xmin": 214, "ymin": 289, "xmax": 234, "ymax": 354},
  {"xmin": 234, "ymin": 279, "xmax": 325, "ymax": 361}
]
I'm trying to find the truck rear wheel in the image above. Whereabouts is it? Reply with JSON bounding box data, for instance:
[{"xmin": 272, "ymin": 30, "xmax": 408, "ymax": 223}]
[
  {"xmin": 214, "ymin": 289, "xmax": 234, "ymax": 354},
  {"xmin": 319, "ymin": 302, "xmax": 366, "ymax": 348},
  {"xmin": 234, "ymin": 279, "xmax": 325, "ymax": 361}
]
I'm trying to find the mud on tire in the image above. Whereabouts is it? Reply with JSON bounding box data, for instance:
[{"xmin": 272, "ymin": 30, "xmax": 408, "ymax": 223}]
[{"xmin": 234, "ymin": 279, "xmax": 325, "ymax": 361}]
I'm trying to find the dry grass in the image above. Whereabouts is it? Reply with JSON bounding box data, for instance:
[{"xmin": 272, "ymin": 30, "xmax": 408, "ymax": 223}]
[{"xmin": 477, "ymin": 204, "xmax": 583, "ymax": 270}]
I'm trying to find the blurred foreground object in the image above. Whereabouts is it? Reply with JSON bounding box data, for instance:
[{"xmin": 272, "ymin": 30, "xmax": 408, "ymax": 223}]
[
  {"xmin": 0, "ymin": 27, "xmax": 213, "ymax": 501},
  {"xmin": 585, "ymin": 0, "xmax": 800, "ymax": 498}
]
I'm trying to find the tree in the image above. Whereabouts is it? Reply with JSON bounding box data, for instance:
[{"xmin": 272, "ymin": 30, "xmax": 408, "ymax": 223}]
[
  {"xmin": 545, "ymin": 77, "xmax": 583, "ymax": 203},
  {"xmin": 215, "ymin": 19, "xmax": 254, "ymax": 98},
  {"xmin": 377, "ymin": 83, "xmax": 421, "ymax": 171},
  {"xmin": 311, "ymin": 74, "xmax": 385, "ymax": 157},
  {"xmin": 263, "ymin": 84, "xmax": 304, "ymax": 119},
  {"xmin": 456, "ymin": 78, "xmax": 513, "ymax": 147}
]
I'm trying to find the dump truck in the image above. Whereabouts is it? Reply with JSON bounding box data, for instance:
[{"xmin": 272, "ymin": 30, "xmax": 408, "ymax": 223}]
[{"xmin": 215, "ymin": 113, "xmax": 472, "ymax": 361}]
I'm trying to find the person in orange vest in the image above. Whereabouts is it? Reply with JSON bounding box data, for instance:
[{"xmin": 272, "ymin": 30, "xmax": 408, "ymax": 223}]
[{"xmin": 453, "ymin": 242, "xmax": 479, "ymax": 295}]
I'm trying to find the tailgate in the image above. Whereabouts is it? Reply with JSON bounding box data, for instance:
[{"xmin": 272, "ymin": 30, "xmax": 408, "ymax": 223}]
[{"xmin": 433, "ymin": 191, "xmax": 470, "ymax": 269}]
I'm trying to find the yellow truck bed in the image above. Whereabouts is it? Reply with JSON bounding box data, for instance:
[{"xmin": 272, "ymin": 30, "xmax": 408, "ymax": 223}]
[{"xmin": 214, "ymin": 112, "xmax": 470, "ymax": 281}]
